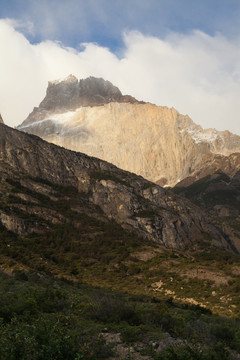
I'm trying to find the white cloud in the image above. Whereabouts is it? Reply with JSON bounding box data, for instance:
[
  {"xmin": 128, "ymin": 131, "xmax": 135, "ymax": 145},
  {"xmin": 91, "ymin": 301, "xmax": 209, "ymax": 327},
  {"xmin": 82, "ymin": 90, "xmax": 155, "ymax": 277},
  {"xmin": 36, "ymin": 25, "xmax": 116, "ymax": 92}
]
[{"xmin": 0, "ymin": 19, "xmax": 240, "ymax": 135}]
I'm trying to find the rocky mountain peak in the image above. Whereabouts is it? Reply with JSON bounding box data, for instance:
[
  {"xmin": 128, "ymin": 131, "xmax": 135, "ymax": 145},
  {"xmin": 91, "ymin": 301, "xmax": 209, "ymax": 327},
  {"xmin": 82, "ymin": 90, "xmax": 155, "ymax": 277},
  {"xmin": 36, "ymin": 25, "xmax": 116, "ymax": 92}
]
[
  {"xmin": 78, "ymin": 76, "xmax": 122, "ymax": 98},
  {"xmin": 18, "ymin": 76, "xmax": 240, "ymax": 187},
  {"xmin": 20, "ymin": 75, "xmax": 140, "ymax": 126}
]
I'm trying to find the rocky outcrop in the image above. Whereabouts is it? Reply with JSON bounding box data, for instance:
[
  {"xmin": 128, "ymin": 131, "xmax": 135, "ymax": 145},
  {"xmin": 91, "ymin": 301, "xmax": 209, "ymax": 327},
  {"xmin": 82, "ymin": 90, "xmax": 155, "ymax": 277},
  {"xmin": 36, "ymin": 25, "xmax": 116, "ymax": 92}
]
[
  {"xmin": 0, "ymin": 212, "xmax": 38, "ymax": 235},
  {"xmin": 18, "ymin": 76, "xmax": 240, "ymax": 187},
  {"xmin": 0, "ymin": 123, "xmax": 236, "ymax": 252}
]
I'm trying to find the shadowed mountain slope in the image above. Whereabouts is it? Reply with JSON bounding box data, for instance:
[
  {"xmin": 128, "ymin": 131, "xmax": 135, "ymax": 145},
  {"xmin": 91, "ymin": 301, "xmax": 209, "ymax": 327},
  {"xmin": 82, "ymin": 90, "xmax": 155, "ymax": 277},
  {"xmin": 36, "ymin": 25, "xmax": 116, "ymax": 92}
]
[
  {"xmin": 173, "ymin": 167, "xmax": 240, "ymax": 252},
  {"xmin": 0, "ymin": 122, "xmax": 236, "ymax": 252}
]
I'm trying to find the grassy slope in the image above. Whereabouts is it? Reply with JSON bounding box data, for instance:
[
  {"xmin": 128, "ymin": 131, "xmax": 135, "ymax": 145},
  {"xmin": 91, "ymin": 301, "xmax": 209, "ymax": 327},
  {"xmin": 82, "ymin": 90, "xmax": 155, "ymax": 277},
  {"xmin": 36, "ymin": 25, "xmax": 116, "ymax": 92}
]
[{"xmin": 0, "ymin": 174, "xmax": 240, "ymax": 358}]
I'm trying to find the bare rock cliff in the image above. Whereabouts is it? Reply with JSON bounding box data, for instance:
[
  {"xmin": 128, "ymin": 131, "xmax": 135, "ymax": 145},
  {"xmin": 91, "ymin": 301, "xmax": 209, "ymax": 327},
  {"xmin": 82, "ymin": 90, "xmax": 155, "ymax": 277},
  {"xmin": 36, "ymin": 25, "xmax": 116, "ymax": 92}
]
[{"xmin": 18, "ymin": 76, "xmax": 240, "ymax": 186}]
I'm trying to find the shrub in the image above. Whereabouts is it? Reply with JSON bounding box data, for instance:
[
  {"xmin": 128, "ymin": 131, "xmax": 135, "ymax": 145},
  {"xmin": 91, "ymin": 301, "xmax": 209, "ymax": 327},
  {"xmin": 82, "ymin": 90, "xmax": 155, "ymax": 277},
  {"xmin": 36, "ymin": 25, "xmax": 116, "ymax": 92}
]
[
  {"xmin": 0, "ymin": 316, "xmax": 113, "ymax": 360},
  {"xmin": 155, "ymin": 344, "xmax": 202, "ymax": 360},
  {"xmin": 155, "ymin": 342, "xmax": 230, "ymax": 360},
  {"xmin": 211, "ymin": 323, "xmax": 235, "ymax": 343},
  {"xmin": 89, "ymin": 292, "xmax": 137, "ymax": 324},
  {"xmin": 120, "ymin": 324, "xmax": 142, "ymax": 344}
]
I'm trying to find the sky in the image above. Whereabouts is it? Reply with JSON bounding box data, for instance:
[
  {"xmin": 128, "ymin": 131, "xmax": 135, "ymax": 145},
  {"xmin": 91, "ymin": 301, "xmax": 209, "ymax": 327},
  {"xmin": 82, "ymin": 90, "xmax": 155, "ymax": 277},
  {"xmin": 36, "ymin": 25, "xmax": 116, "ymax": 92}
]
[{"xmin": 0, "ymin": 0, "xmax": 240, "ymax": 134}]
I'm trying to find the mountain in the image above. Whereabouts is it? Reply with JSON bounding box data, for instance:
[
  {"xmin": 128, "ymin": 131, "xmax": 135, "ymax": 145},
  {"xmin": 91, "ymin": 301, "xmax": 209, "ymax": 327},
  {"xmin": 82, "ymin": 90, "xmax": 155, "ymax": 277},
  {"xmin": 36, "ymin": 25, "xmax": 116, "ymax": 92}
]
[
  {"xmin": 174, "ymin": 152, "xmax": 240, "ymax": 187},
  {"xmin": 1, "ymin": 121, "xmax": 240, "ymax": 309},
  {"xmin": 21, "ymin": 75, "xmax": 140, "ymax": 126},
  {"xmin": 1, "ymin": 125, "xmax": 240, "ymax": 359},
  {"xmin": 174, "ymin": 168, "xmax": 240, "ymax": 217},
  {"xmin": 18, "ymin": 76, "xmax": 240, "ymax": 186},
  {"xmin": 173, "ymin": 167, "xmax": 240, "ymax": 252},
  {"xmin": 2, "ymin": 77, "xmax": 240, "ymax": 358},
  {"xmin": 0, "ymin": 122, "xmax": 233, "ymax": 252}
]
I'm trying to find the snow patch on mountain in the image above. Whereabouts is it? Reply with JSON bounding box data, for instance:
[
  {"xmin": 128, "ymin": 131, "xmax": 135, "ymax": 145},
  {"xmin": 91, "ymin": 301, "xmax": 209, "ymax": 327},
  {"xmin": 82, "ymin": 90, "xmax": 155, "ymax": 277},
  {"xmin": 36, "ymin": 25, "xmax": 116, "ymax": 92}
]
[
  {"xmin": 186, "ymin": 127, "xmax": 219, "ymax": 144},
  {"xmin": 19, "ymin": 111, "xmax": 76, "ymax": 129}
]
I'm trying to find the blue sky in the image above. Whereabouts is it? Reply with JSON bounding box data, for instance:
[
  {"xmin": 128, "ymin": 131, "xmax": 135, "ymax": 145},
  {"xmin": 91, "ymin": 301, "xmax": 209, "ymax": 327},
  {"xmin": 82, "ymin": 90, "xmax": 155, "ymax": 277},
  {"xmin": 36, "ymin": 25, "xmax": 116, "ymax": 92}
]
[
  {"xmin": 1, "ymin": 0, "xmax": 240, "ymax": 49},
  {"xmin": 0, "ymin": 0, "xmax": 240, "ymax": 134}
]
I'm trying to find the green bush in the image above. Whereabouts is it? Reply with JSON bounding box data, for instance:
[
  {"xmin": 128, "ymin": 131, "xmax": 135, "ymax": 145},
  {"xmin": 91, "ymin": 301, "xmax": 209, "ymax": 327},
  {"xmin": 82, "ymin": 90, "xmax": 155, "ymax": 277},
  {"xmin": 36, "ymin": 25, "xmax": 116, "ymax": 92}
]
[
  {"xmin": 89, "ymin": 292, "xmax": 137, "ymax": 324},
  {"xmin": 0, "ymin": 316, "xmax": 113, "ymax": 360},
  {"xmin": 120, "ymin": 324, "xmax": 142, "ymax": 344},
  {"xmin": 211, "ymin": 324, "xmax": 235, "ymax": 342},
  {"xmin": 155, "ymin": 342, "xmax": 230, "ymax": 360}
]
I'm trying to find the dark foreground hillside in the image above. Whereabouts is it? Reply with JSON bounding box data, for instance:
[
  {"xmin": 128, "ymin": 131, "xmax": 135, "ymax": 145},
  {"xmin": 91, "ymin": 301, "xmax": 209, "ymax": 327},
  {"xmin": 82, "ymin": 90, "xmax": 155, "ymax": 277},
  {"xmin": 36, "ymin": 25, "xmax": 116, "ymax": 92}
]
[{"xmin": 0, "ymin": 268, "xmax": 240, "ymax": 360}]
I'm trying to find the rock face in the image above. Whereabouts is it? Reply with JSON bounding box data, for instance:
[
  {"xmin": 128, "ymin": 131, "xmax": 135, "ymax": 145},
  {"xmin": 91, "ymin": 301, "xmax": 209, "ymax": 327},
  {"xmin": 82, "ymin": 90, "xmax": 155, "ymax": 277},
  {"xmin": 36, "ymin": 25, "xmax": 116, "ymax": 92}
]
[
  {"xmin": 0, "ymin": 123, "xmax": 236, "ymax": 252},
  {"xmin": 0, "ymin": 113, "xmax": 4, "ymax": 124},
  {"xmin": 18, "ymin": 76, "xmax": 240, "ymax": 186},
  {"xmin": 173, "ymin": 167, "xmax": 240, "ymax": 252}
]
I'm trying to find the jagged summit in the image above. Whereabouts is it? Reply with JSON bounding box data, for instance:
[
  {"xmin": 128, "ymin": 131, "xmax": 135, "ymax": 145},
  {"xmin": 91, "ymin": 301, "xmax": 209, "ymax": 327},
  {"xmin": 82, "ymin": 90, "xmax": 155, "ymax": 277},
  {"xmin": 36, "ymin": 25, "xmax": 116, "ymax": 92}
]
[
  {"xmin": 47, "ymin": 75, "xmax": 122, "ymax": 100},
  {"xmin": 78, "ymin": 76, "xmax": 122, "ymax": 97},
  {"xmin": 21, "ymin": 75, "xmax": 140, "ymax": 126}
]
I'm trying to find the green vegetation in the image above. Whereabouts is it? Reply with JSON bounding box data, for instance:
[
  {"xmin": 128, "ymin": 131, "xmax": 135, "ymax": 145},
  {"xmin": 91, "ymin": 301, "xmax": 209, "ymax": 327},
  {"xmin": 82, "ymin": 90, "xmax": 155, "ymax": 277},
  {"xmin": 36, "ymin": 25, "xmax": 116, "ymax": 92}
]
[
  {"xmin": 0, "ymin": 271, "xmax": 114, "ymax": 360},
  {"xmin": 0, "ymin": 174, "xmax": 240, "ymax": 358},
  {"xmin": 155, "ymin": 342, "xmax": 230, "ymax": 360},
  {"xmin": 0, "ymin": 270, "xmax": 239, "ymax": 359}
]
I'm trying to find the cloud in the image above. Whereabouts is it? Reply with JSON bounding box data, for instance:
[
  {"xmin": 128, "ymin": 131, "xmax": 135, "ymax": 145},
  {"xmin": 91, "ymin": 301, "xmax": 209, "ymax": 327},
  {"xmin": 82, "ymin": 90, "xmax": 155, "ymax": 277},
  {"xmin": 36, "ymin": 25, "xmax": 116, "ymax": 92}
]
[{"xmin": 0, "ymin": 19, "xmax": 240, "ymax": 135}]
